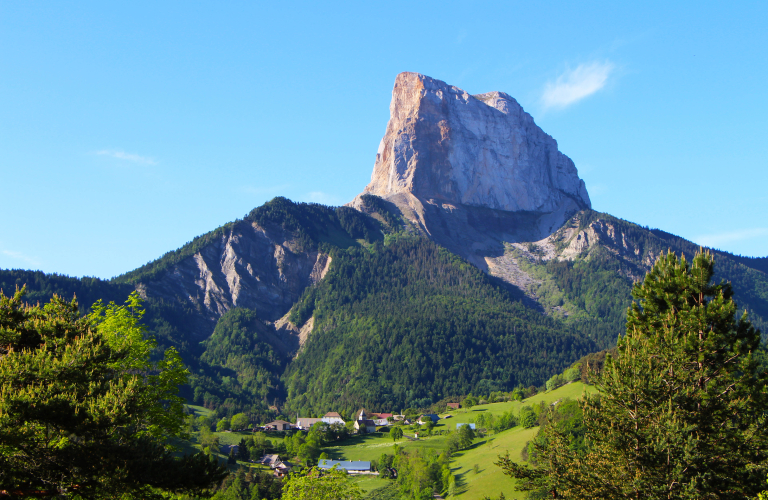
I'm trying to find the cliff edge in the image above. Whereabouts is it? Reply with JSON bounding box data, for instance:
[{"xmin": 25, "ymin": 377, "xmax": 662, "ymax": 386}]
[{"xmin": 360, "ymin": 72, "xmax": 590, "ymax": 213}]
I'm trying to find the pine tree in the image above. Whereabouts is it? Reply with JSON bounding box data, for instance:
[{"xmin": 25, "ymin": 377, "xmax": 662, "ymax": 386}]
[{"xmin": 498, "ymin": 250, "xmax": 768, "ymax": 499}]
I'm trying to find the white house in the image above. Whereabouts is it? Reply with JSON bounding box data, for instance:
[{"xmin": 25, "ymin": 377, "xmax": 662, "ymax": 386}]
[
  {"xmin": 295, "ymin": 417, "xmax": 324, "ymax": 430},
  {"xmin": 322, "ymin": 412, "xmax": 345, "ymax": 425}
]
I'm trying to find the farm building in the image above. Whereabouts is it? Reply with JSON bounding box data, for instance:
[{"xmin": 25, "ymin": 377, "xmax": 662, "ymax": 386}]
[{"xmin": 318, "ymin": 459, "xmax": 372, "ymax": 474}]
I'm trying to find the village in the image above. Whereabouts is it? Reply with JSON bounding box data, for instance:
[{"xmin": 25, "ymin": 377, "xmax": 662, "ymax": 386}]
[
  {"xmin": 233, "ymin": 405, "xmax": 464, "ymax": 477},
  {"xmin": 183, "ymin": 383, "xmax": 588, "ymax": 499}
]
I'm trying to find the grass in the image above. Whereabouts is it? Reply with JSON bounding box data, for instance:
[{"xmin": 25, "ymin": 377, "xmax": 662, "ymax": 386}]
[
  {"xmin": 186, "ymin": 404, "xmax": 212, "ymax": 417},
  {"xmin": 322, "ymin": 382, "xmax": 595, "ymax": 499},
  {"xmin": 450, "ymin": 426, "xmax": 538, "ymax": 500},
  {"xmin": 349, "ymin": 475, "xmax": 392, "ymax": 492},
  {"xmin": 324, "ymin": 433, "xmax": 401, "ymax": 461}
]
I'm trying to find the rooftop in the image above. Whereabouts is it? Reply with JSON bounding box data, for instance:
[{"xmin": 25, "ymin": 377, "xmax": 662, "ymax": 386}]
[{"xmin": 318, "ymin": 459, "xmax": 371, "ymax": 471}]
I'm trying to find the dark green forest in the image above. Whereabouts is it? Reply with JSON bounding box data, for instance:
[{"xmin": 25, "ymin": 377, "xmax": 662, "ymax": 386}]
[
  {"xmin": 191, "ymin": 308, "xmax": 287, "ymax": 411},
  {"xmin": 283, "ymin": 237, "xmax": 598, "ymax": 415}
]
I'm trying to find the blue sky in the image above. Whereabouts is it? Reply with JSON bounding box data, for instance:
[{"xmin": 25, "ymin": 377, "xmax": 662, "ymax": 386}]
[{"xmin": 1, "ymin": 1, "xmax": 766, "ymax": 279}]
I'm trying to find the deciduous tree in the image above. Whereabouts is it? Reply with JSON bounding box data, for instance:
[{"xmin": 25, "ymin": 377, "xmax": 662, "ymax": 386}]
[
  {"xmin": 391, "ymin": 426, "xmax": 403, "ymax": 442},
  {"xmin": 281, "ymin": 466, "xmax": 362, "ymax": 500},
  {"xmin": 0, "ymin": 289, "xmax": 227, "ymax": 498}
]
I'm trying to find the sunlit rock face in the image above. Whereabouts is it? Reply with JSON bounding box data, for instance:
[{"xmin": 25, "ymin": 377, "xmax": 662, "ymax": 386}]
[{"xmin": 362, "ymin": 72, "xmax": 591, "ymax": 213}]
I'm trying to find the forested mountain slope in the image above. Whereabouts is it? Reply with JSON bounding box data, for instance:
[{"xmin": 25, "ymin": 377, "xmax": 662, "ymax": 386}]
[
  {"xmin": 283, "ymin": 236, "xmax": 597, "ymax": 415},
  {"xmin": 512, "ymin": 210, "xmax": 768, "ymax": 337},
  {"xmin": 2, "ymin": 197, "xmax": 766, "ymax": 418}
]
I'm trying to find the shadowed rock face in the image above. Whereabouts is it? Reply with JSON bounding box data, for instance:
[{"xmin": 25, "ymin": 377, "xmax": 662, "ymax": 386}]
[
  {"xmin": 363, "ymin": 72, "xmax": 591, "ymax": 213},
  {"xmin": 136, "ymin": 220, "xmax": 331, "ymax": 339}
]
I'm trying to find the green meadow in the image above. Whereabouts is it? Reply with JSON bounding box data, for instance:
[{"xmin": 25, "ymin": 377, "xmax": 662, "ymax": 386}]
[
  {"xmin": 181, "ymin": 383, "xmax": 596, "ymax": 496},
  {"xmin": 328, "ymin": 382, "xmax": 595, "ymax": 499}
]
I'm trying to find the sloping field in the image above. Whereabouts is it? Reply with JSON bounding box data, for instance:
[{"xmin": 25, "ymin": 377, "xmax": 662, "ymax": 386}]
[
  {"xmin": 327, "ymin": 382, "xmax": 595, "ymax": 498},
  {"xmin": 450, "ymin": 426, "xmax": 538, "ymax": 499}
]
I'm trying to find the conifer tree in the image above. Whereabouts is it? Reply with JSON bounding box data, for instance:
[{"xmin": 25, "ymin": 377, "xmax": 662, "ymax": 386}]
[{"xmin": 498, "ymin": 250, "xmax": 768, "ymax": 499}]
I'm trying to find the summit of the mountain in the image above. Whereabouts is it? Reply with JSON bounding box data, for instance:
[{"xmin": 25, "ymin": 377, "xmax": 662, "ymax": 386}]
[{"xmin": 356, "ymin": 72, "xmax": 590, "ymax": 215}]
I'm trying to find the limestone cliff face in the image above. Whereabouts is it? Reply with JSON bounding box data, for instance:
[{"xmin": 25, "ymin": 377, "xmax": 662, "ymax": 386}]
[
  {"xmin": 363, "ymin": 72, "xmax": 590, "ymax": 213},
  {"xmin": 136, "ymin": 220, "xmax": 330, "ymax": 339},
  {"xmin": 351, "ymin": 72, "xmax": 593, "ymax": 284}
]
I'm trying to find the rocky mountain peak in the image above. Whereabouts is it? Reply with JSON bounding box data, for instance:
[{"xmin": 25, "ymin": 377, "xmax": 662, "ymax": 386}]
[{"xmin": 360, "ymin": 72, "xmax": 591, "ymax": 213}]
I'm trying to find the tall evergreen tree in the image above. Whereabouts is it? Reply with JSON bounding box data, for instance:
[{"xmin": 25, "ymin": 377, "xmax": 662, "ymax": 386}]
[{"xmin": 498, "ymin": 250, "xmax": 768, "ymax": 499}]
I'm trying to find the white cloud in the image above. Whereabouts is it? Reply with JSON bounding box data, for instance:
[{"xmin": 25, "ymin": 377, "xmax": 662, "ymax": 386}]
[
  {"xmin": 94, "ymin": 149, "xmax": 157, "ymax": 165},
  {"xmin": 695, "ymin": 228, "xmax": 768, "ymax": 248},
  {"xmin": 542, "ymin": 61, "xmax": 614, "ymax": 110},
  {"xmin": 304, "ymin": 191, "xmax": 342, "ymax": 205},
  {"xmin": 1, "ymin": 249, "xmax": 41, "ymax": 268}
]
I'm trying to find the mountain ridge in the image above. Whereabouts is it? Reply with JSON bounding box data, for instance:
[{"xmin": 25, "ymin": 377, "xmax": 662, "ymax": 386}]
[{"xmin": 3, "ymin": 73, "xmax": 767, "ymax": 418}]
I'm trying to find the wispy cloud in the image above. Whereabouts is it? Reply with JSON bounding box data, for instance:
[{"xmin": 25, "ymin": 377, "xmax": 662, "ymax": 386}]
[
  {"xmin": 1, "ymin": 249, "xmax": 41, "ymax": 268},
  {"xmin": 303, "ymin": 191, "xmax": 342, "ymax": 206},
  {"xmin": 542, "ymin": 61, "xmax": 614, "ymax": 110},
  {"xmin": 94, "ymin": 149, "xmax": 157, "ymax": 165},
  {"xmin": 695, "ymin": 228, "xmax": 768, "ymax": 248}
]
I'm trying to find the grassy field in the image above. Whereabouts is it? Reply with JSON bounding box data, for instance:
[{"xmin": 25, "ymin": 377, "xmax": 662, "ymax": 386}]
[
  {"xmin": 182, "ymin": 383, "xmax": 595, "ymax": 498},
  {"xmin": 450, "ymin": 426, "xmax": 539, "ymax": 500},
  {"xmin": 324, "ymin": 382, "xmax": 594, "ymax": 499},
  {"xmin": 350, "ymin": 475, "xmax": 392, "ymax": 492}
]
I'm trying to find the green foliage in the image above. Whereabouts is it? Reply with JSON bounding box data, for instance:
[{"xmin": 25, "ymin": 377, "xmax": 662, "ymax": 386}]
[
  {"xmin": 218, "ymin": 418, "xmax": 231, "ymax": 432},
  {"xmin": 208, "ymin": 468, "xmax": 283, "ymax": 500},
  {"xmin": 284, "ymin": 238, "xmax": 597, "ymax": 414},
  {"xmin": 367, "ymin": 483, "xmax": 402, "ymax": 500},
  {"xmin": 518, "ymin": 406, "xmax": 537, "ymax": 429},
  {"xmin": 447, "ymin": 424, "xmax": 476, "ymax": 453},
  {"xmin": 288, "ymin": 286, "xmax": 318, "ymax": 326},
  {"xmin": 545, "ymin": 363, "xmax": 581, "ymax": 391},
  {"xmin": 521, "ymin": 399, "xmax": 586, "ymax": 466},
  {"xmin": 474, "ymin": 409, "xmax": 518, "ymax": 433},
  {"xmin": 542, "ymin": 249, "xmax": 636, "ymax": 348},
  {"xmin": 246, "ymin": 197, "xmax": 384, "ymax": 251},
  {"xmin": 0, "ymin": 269, "xmax": 133, "ymax": 314},
  {"xmin": 191, "ymin": 307, "xmax": 286, "ymax": 418},
  {"xmin": 391, "ymin": 448, "xmax": 452, "ymax": 498},
  {"xmin": 0, "ymin": 289, "xmax": 227, "ymax": 498},
  {"xmin": 281, "ymin": 466, "xmax": 363, "ymax": 500},
  {"xmin": 231, "ymin": 412, "xmax": 250, "ymax": 430},
  {"xmin": 391, "ymin": 426, "xmax": 403, "ymax": 442},
  {"xmin": 498, "ymin": 250, "xmax": 768, "ymax": 499},
  {"xmin": 114, "ymin": 196, "xmax": 388, "ymax": 286},
  {"xmin": 545, "ymin": 210, "xmax": 768, "ymax": 346},
  {"xmin": 758, "ymin": 474, "xmax": 768, "ymax": 500},
  {"xmin": 359, "ymin": 194, "xmax": 402, "ymax": 230},
  {"xmin": 236, "ymin": 438, "xmax": 251, "ymax": 462}
]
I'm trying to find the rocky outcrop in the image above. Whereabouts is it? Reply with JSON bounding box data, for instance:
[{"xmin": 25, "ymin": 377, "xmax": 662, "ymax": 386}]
[
  {"xmin": 137, "ymin": 220, "xmax": 330, "ymax": 339},
  {"xmin": 361, "ymin": 72, "xmax": 590, "ymax": 213},
  {"xmin": 351, "ymin": 72, "xmax": 592, "ymax": 285}
]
